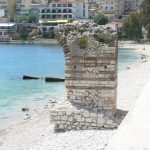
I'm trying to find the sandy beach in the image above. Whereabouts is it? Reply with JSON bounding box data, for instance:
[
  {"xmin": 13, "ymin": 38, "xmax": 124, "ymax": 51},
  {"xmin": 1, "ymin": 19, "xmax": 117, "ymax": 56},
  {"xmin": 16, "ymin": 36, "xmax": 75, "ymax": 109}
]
[{"xmin": 0, "ymin": 43, "xmax": 150, "ymax": 150}]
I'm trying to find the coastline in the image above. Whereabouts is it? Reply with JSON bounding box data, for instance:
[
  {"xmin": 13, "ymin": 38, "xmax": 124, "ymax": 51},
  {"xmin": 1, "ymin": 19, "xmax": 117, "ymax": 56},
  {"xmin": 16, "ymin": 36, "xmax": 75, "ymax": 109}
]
[
  {"xmin": 0, "ymin": 43, "xmax": 150, "ymax": 149},
  {"xmin": 0, "ymin": 38, "xmax": 58, "ymax": 45}
]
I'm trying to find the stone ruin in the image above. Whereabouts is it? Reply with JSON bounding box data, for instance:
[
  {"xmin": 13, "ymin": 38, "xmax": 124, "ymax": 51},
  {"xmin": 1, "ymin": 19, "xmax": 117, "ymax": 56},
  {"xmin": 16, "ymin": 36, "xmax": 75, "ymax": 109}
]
[{"xmin": 50, "ymin": 22, "xmax": 120, "ymax": 131}]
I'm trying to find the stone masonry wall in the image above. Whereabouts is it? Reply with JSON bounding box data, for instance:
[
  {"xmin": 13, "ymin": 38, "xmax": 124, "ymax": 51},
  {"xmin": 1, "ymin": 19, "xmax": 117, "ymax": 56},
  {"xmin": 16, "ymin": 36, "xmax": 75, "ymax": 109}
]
[{"xmin": 50, "ymin": 22, "xmax": 119, "ymax": 131}]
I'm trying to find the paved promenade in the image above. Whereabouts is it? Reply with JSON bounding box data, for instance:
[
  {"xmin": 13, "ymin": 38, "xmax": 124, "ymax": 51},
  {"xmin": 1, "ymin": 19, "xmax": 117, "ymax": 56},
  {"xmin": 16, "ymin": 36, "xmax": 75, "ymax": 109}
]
[{"xmin": 107, "ymin": 81, "xmax": 150, "ymax": 150}]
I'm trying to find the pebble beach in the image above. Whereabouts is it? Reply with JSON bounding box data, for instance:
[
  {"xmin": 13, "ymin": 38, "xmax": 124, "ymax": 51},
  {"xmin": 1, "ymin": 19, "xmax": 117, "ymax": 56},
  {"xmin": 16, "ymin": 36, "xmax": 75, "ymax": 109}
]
[{"xmin": 0, "ymin": 43, "xmax": 150, "ymax": 150}]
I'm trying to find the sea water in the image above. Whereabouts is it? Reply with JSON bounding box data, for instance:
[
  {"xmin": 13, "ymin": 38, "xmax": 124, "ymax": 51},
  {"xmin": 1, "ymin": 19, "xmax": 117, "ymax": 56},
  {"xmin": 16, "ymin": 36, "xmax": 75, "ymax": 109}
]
[
  {"xmin": 118, "ymin": 47, "xmax": 140, "ymax": 70},
  {"xmin": 0, "ymin": 44, "xmax": 140, "ymax": 127}
]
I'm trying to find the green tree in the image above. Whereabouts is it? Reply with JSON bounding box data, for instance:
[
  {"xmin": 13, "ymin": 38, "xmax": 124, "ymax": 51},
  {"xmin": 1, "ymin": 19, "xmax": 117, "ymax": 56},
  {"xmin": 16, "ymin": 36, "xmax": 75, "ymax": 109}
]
[
  {"xmin": 117, "ymin": 27, "xmax": 126, "ymax": 40},
  {"xmin": 140, "ymin": 0, "xmax": 150, "ymax": 38},
  {"xmin": 94, "ymin": 13, "xmax": 108, "ymax": 25},
  {"xmin": 123, "ymin": 12, "xmax": 142, "ymax": 42},
  {"xmin": 19, "ymin": 25, "xmax": 28, "ymax": 40},
  {"xmin": 8, "ymin": 13, "xmax": 15, "ymax": 22},
  {"xmin": 28, "ymin": 12, "xmax": 38, "ymax": 23}
]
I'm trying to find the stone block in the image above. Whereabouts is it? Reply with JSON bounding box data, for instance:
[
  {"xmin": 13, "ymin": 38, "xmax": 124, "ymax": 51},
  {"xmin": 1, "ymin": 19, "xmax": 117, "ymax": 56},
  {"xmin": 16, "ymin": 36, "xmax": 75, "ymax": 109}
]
[
  {"xmin": 74, "ymin": 115, "xmax": 81, "ymax": 122},
  {"xmin": 90, "ymin": 112, "xmax": 97, "ymax": 117},
  {"xmin": 98, "ymin": 113, "xmax": 104, "ymax": 118},
  {"xmin": 61, "ymin": 116, "xmax": 68, "ymax": 121},
  {"xmin": 83, "ymin": 111, "xmax": 90, "ymax": 117},
  {"xmin": 66, "ymin": 110, "xmax": 73, "ymax": 115},
  {"xmin": 59, "ymin": 124, "xmax": 64, "ymax": 129},
  {"xmin": 86, "ymin": 118, "xmax": 92, "ymax": 123},
  {"xmin": 106, "ymin": 119, "xmax": 113, "ymax": 125},
  {"xmin": 55, "ymin": 116, "xmax": 61, "ymax": 120},
  {"xmin": 68, "ymin": 116, "xmax": 73, "ymax": 122},
  {"xmin": 97, "ymin": 118, "xmax": 105, "ymax": 124}
]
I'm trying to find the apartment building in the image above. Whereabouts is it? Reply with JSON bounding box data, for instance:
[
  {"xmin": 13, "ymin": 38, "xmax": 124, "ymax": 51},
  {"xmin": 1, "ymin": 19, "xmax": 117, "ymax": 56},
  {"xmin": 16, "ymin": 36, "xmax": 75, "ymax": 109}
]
[
  {"xmin": 16, "ymin": 0, "xmax": 45, "ymax": 14},
  {"xmin": 39, "ymin": 0, "xmax": 89, "ymax": 19},
  {"xmin": 101, "ymin": 0, "xmax": 124, "ymax": 17},
  {"xmin": 38, "ymin": 0, "xmax": 89, "ymax": 32},
  {"xmin": 125, "ymin": 0, "xmax": 143, "ymax": 14},
  {"xmin": 89, "ymin": 0, "xmax": 124, "ymax": 19}
]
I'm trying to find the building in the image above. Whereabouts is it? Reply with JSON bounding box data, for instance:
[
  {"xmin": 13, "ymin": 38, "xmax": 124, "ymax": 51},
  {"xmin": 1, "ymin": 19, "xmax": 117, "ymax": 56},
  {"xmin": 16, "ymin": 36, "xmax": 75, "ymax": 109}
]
[
  {"xmin": 125, "ymin": 0, "xmax": 143, "ymax": 14},
  {"xmin": 38, "ymin": 19, "xmax": 72, "ymax": 32},
  {"xmin": 15, "ymin": 0, "xmax": 46, "ymax": 14},
  {"xmin": 38, "ymin": 0, "xmax": 89, "ymax": 33},
  {"xmin": 0, "ymin": 0, "xmax": 7, "ymax": 16},
  {"xmin": 0, "ymin": 9, "xmax": 5, "ymax": 17},
  {"xmin": 0, "ymin": 23, "xmax": 16, "ymax": 42},
  {"xmin": 89, "ymin": 0, "xmax": 124, "ymax": 19},
  {"xmin": 16, "ymin": 0, "xmax": 31, "ymax": 14},
  {"xmin": 38, "ymin": 0, "xmax": 89, "ymax": 20},
  {"xmin": 0, "ymin": 0, "xmax": 16, "ymax": 16}
]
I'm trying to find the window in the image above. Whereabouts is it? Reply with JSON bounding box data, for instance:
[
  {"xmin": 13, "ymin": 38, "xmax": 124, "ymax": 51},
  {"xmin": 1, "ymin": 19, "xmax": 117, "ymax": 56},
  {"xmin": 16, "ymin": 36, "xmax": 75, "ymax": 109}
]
[
  {"xmin": 47, "ymin": 9, "xmax": 50, "ymax": 13},
  {"xmin": 56, "ymin": 15, "xmax": 61, "ymax": 18},
  {"xmin": 41, "ymin": 15, "xmax": 45, "ymax": 19},
  {"xmin": 63, "ymin": 9, "xmax": 67, "ymax": 13},
  {"xmin": 42, "ymin": 9, "xmax": 45, "ymax": 13},
  {"xmin": 63, "ymin": 4, "xmax": 67, "ymax": 7},
  {"xmin": 52, "ymin": 9, "xmax": 56, "ymax": 13},
  {"xmin": 52, "ymin": 4, "xmax": 56, "ymax": 7},
  {"xmin": 57, "ymin": 4, "xmax": 62, "ymax": 7},
  {"xmin": 47, "ymin": 15, "xmax": 51, "ymax": 19},
  {"xmin": 83, "ymin": 9, "xmax": 85, "ymax": 17},
  {"xmin": 52, "ymin": 15, "xmax": 56, "ymax": 19},
  {"xmin": 68, "ymin": 15, "xmax": 72, "ymax": 18},
  {"xmin": 68, "ymin": 4, "xmax": 72, "ymax": 7},
  {"xmin": 68, "ymin": 9, "xmax": 72, "ymax": 13},
  {"xmin": 43, "ymin": 27, "xmax": 47, "ymax": 32},
  {"xmin": 58, "ymin": 9, "xmax": 62, "ymax": 13},
  {"xmin": 63, "ymin": 15, "xmax": 67, "ymax": 18}
]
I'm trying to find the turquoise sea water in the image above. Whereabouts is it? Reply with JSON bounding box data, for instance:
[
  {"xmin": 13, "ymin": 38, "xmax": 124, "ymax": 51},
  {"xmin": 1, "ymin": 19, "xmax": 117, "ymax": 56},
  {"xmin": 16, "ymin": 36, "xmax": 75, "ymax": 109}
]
[
  {"xmin": 0, "ymin": 44, "xmax": 140, "ymax": 127},
  {"xmin": 118, "ymin": 47, "xmax": 140, "ymax": 69}
]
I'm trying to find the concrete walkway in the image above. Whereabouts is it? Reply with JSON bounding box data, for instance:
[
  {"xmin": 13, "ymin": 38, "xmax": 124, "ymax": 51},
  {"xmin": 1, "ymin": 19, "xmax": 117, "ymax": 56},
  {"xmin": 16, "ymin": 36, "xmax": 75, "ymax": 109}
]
[{"xmin": 106, "ymin": 81, "xmax": 150, "ymax": 150}]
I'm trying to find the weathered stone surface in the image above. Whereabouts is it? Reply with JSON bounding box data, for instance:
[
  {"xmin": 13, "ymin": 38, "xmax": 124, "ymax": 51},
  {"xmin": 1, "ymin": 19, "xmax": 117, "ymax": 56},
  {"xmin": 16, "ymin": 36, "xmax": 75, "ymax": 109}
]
[{"xmin": 50, "ymin": 22, "xmax": 118, "ymax": 131}]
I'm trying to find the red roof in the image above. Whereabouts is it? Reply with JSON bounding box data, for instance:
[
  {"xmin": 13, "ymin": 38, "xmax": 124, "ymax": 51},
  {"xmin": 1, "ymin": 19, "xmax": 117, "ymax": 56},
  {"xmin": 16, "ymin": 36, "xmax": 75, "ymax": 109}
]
[{"xmin": 0, "ymin": 35, "xmax": 11, "ymax": 37}]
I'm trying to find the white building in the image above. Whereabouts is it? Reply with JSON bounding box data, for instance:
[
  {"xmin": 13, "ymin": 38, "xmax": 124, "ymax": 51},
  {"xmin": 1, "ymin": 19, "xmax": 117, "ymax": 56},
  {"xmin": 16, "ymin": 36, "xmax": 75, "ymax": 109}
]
[
  {"xmin": 0, "ymin": 0, "xmax": 7, "ymax": 16},
  {"xmin": 16, "ymin": 0, "xmax": 46, "ymax": 14},
  {"xmin": 38, "ymin": 0, "xmax": 89, "ymax": 20},
  {"xmin": 0, "ymin": 9, "xmax": 5, "ymax": 17},
  {"xmin": 38, "ymin": 0, "xmax": 89, "ymax": 33},
  {"xmin": 0, "ymin": 23, "xmax": 16, "ymax": 42},
  {"xmin": 89, "ymin": 0, "xmax": 124, "ymax": 19}
]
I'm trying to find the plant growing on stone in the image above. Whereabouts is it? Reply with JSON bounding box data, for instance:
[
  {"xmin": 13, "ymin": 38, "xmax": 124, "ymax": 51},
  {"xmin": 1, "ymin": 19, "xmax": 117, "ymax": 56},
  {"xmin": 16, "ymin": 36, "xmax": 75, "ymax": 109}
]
[
  {"xmin": 94, "ymin": 35, "xmax": 105, "ymax": 42},
  {"xmin": 78, "ymin": 38, "xmax": 87, "ymax": 49}
]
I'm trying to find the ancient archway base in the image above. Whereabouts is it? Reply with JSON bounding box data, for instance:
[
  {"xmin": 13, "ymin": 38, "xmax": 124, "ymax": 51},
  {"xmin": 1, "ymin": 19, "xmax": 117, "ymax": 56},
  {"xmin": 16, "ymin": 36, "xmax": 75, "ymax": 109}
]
[{"xmin": 50, "ymin": 22, "xmax": 120, "ymax": 130}]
